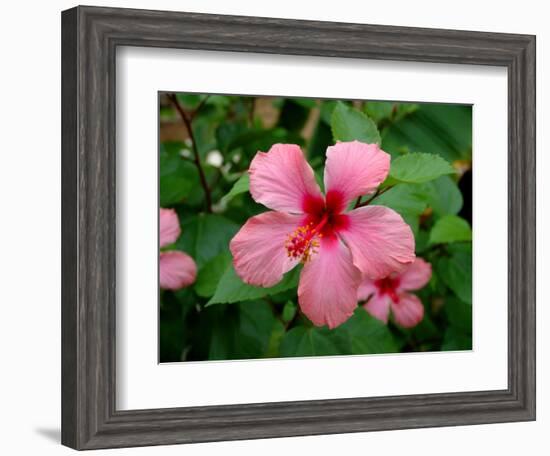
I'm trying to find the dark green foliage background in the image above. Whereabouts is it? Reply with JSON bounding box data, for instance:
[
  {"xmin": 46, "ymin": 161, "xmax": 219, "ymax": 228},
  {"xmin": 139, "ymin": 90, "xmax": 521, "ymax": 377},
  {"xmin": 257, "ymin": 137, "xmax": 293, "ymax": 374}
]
[{"xmin": 159, "ymin": 94, "xmax": 472, "ymax": 362}]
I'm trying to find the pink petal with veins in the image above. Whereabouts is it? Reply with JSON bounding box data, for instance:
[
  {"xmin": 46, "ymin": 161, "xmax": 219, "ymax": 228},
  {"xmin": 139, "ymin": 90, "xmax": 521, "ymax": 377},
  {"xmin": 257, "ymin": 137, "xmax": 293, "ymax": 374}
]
[
  {"xmin": 249, "ymin": 144, "xmax": 323, "ymax": 213},
  {"xmin": 364, "ymin": 294, "xmax": 392, "ymax": 324},
  {"xmin": 391, "ymin": 293, "xmax": 424, "ymax": 328},
  {"xmin": 339, "ymin": 205, "xmax": 415, "ymax": 280},
  {"xmin": 298, "ymin": 236, "xmax": 361, "ymax": 329},
  {"xmin": 230, "ymin": 211, "xmax": 303, "ymax": 287},
  {"xmin": 324, "ymin": 141, "xmax": 390, "ymax": 212},
  {"xmin": 160, "ymin": 208, "xmax": 181, "ymax": 248},
  {"xmin": 160, "ymin": 251, "xmax": 197, "ymax": 290},
  {"xmin": 397, "ymin": 258, "xmax": 432, "ymax": 291}
]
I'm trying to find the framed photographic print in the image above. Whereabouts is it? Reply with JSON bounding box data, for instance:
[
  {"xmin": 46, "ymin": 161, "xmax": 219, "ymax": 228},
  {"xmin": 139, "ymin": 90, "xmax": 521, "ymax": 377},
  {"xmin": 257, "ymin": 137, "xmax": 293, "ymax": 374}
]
[{"xmin": 61, "ymin": 5, "xmax": 536, "ymax": 450}]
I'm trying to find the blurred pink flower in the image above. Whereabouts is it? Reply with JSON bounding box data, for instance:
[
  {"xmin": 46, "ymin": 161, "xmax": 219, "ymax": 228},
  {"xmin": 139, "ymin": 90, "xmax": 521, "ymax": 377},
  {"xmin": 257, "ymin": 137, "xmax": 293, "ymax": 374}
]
[
  {"xmin": 358, "ymin": 258, "xmax": 432, "ymax": 328},
  {"xmin": 159, "ymin": 208, "xmax": 197, "ymax": 290},
  {"xmin": 230, "ymin": 141, "xmax": 415, "ymax": 329}
]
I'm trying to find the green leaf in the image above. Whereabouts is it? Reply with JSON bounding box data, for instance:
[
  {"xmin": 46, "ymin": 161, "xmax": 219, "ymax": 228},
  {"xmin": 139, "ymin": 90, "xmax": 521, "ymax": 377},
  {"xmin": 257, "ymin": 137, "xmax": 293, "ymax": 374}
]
[
  {"xmin": 438, "ymin": 244, "xmax": 472, "ymax": 304},
  {"xmin": 339, "ymin": 309, "xmax": 399, "ymax": 354},
  {"xmin": 216, "ymin": 122, "xmax": 247, "ymax": 154},
  {"xmin": 221, "ymin": 174, "xmax": 250, "ymax": 204},
  {"xmin": 374, "ymin": 183, "xmax": 428, "ymax": 215},
  {"xmin": 429, "ymin": 215, "xmax": 472, "ymax": 244},
  {"xmin": 293, "ymin": 97, "xmax": 317, "ymax": 109},
  {"xmin": 279, "ymin": 326, "xmax": 351, "ymax": 357},
  {"xmin": 330, "ymin": 101, "xmax": 381, "ymax": 145},
  {"xmin": 159, "ymin": 141, "xmax": 187, "ymax": 175},
  {"xmin": 363, "ymin": 101, "xmax": 395, "ymax": 123},
  {"xmin": 441, "ymin": 327, "xmax": 472, "ymax": 351},
  {"xmin": 159, "ymin": 287, "xmax": 198, "ymax": 362},
  {"xmin": 409, "ymin": 315, "xmax": 440, "ymax": 344},
  {"xmin": 414, "ymin": 228, "xmax": 430, "ymax": 254},
  {"xmin": 402, "ymin": 213, "xmax": 419, "ymax": 237},
  {"xmin": 194, "ymin": 252, "xmax": 232, "ymax": 298},
  {"xmin": 207, "ymin": 265, "xmax": 301, "ymax": 305},
  {"xmin": 176, "ymin": 93, "xmax": 205, "ymax": 110},
  {"xmin": 381, "ymin": 103, "xmax": 472, "ymax": 162},
  {"xmin": 159, "ymin": 316, "xmax": 186, "ymax": 362},
  {"xmin": 159, "ymin": 142, "xmax": 195, "ymax": 206},
  {"xmin": 282, "ymin": 301, "xmax": 297, "ymax": 323},
  {"xmin": 394, "ymin": 103, "xmax": 420, "ymax": 121},
  {"xmin": 363, "ymin": 101, "xmax": 419, "ymax": 127},
  {"xmin": 265, "ymin": 320, "xmax": 286, "ymax": 357},
  {"xmin": 236, "ymin": 302, "xmax": 278, "ymax": 358},
  {"xmin": 176, "ymin": 214, "xmax": 238, "ymax": 268},
  {"xmin": 423, "ymin": 175, "xmax": 463, "ymax": 216},
  {"xmin": 206, "ymin": 301, "xmax": 277, "ymax": 360},
  {"xmin": 217, "ymin": 125, "xmax": 290, "ymax": 159},
  {"xmin": 280, "ymin": 309, "xmax": 398, "ymax": 357},
  {"xmin": 160, "ymin": 175, "xmax": 193, "ymax": 207},
  {"xmin": 370, "ymin": 184, "xmax": 426, "ymax": 238},
  {"xmin": 389, "ymin": 152, "xmax": 455, "ymax": 184},
  {"xmin": 444, "ymin": 297, "xmax": 472, "ymax": 334},
  {"xmin": 319, "ymin": 100, "xmax": 338, "ymax": 124}
]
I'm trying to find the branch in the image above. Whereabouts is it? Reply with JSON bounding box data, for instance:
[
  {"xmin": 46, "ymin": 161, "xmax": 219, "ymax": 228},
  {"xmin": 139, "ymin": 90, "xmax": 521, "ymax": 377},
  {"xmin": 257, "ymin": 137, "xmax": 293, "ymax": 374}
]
[
  {"xmin": 357, "ymin": 185, "xmax": 394, "ymax": 208},
  {"xmin": 168, "ymin": 94, "xmax": 213, "ymax": 213}
]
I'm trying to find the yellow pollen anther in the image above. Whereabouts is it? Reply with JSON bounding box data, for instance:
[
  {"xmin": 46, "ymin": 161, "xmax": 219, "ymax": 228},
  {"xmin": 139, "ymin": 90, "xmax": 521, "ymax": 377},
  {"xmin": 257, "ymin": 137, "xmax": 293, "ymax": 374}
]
[{"xmin": 284, "ymin": 222, "xmax": 323, "ymax": 263}]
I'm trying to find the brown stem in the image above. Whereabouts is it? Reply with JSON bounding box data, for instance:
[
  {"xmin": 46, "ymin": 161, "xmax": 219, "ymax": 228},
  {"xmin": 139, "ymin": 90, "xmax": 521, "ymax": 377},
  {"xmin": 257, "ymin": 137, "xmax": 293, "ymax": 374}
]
[
  {"xmin": 357, "ymin": 185, "xmax": 394, "ymax": 208},
  {"xmin": 378, "ymin": 186, "xmax": 393, "ymax": 196},
  {"xmin": 168, "ymin": 94, "xmax": 213, "ymax": 213},
  {"xmin": 360, "ymin": 189, "xmax": 381, "ymax": 207}
]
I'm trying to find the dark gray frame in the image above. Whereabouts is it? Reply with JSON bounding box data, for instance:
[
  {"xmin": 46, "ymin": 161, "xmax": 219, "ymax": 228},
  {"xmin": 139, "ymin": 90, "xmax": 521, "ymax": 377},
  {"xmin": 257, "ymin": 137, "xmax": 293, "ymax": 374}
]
[{"xmin": 61, "ymin": 5, "xmax": 536, "ymax": 450}]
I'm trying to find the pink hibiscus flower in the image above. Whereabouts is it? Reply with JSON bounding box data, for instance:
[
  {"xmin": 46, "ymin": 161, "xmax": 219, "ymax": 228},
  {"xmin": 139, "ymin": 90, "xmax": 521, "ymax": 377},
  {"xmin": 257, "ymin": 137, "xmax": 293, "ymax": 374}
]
[
  {"xmin": 229, "ymin": 141, "xmax": 415, "ymax": 329},
  {"xmin": 358, "ymin": 258, "xmax": 432, "ymax": 328},
  {"xmin": 159, "ymin": 208, "xmax": 197, "ymax": 290}
]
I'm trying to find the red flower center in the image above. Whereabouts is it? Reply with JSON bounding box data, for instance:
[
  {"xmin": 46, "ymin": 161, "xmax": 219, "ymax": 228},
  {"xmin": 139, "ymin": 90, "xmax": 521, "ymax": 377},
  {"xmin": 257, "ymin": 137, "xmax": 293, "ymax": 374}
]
[
  {"xmin": 285, "ymin": 191, "xmax": 350, "ymax": 263},
  {"xmin": 375, "ymin": 276, "xmax": 401, "ymax": 303}
]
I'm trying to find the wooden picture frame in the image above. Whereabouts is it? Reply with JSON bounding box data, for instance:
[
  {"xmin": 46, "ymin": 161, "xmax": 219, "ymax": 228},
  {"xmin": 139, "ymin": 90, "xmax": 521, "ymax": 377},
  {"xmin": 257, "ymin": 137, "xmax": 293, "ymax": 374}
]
[{"xmin": 61, "ymin": 5, "xmax": 536, "ymax": 450}]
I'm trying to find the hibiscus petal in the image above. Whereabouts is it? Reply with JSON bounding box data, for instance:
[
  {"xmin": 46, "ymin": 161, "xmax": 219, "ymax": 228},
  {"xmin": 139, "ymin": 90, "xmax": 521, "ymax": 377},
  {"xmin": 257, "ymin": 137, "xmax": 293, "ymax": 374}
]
[
  {"xmin": 298, "ymin": 237, "xmax": 361, "ymax": 329},
  {"xmin": 324, "ymin": 141, "xmax": 390, "ymax": 212},
  {"xmin": 391, "ymin": 293, "xmax": 424, "ymax": 328},
  {"xmin": 249, "ymin": 144, "xmax": 323, "ymax": 213},
  {"xmin": 398, "ymin": 258, "xmax": 432, "ymax": 291},
  {"xmin": 159, "ymin": 208, "xmax": 181, "ymax": 248},
  {"xmin": 159, "ymin": 251, "xmax": 197, "ymax": 290},
  {"xmin": 230, "ymin": 211, "xmax": 302, "ymax": 287},
  {"xmin": 364, "ymin": 294, "xmax": 391, "ymax": 324},
  {"xmin": 339, "ymin": 206, "xmax": 415, "ymax": 280},
  {"xmin": 357, "ymin": 276, "xmax": 378, "ymax": 301}
]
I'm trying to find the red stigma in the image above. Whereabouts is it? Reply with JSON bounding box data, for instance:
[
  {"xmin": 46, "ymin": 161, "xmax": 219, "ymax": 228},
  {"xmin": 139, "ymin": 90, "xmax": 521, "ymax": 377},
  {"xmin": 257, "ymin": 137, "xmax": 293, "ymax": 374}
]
[{"xmin": 285, "ymin": 214, "xmax": 329, "ymax": 263}]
